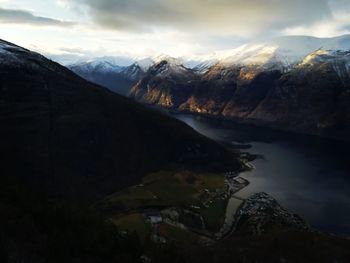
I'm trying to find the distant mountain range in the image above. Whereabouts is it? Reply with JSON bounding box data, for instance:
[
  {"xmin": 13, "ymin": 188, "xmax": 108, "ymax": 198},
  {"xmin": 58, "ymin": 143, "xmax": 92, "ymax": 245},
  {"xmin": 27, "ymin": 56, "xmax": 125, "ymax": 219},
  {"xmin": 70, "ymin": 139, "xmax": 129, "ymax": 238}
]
[
  {"xmin": 66, "ymin": 35, "xmax": 350, "ymax": 91},
  {"xmin": 67, "ymin": 58, "xmax": 150, "ymax": 96},
  {"xmin": 61, "ymin": 35, "xmax": 350, "ymax": 139}
]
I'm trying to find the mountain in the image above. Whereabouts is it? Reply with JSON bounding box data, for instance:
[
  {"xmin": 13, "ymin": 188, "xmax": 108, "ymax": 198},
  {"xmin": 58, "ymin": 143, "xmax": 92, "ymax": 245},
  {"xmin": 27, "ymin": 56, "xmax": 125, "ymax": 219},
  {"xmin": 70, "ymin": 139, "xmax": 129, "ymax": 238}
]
[
  {"xmin": 120, "ymin": 59, "xmax": 154, "ymax": 81},
  {"xmin": 129, "ymin": 35, "xmax": 350, "ymax": 140},
  {"xmin": 0, "ymin": 39, "xmax": 243, "ymax": 200},
  {"xmin": 68, "ymin": 57, "xmax": 153, "ymax": 96},
  {"xmin": 130, "ymin": 56, "xmax": 199, "ymax": 108},
  {"xmin": 204, "ymin": 35, "xmax": 350, "ymax": 69},
  {"xmin": 244, "ymin": 50, "xmax": 350, "ymax": 136},
  {"xmin": 0, "ymin": 39, "xmax": 247, "ymax": 261}
]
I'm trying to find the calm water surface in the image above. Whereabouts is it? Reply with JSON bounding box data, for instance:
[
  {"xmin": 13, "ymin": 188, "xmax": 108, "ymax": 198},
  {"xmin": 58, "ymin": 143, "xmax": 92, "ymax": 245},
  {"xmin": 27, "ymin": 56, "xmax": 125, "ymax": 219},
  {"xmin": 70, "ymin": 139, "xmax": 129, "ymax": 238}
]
[{"xmin": 174, "ymin": 113, "xmax": 350, "ymax": 236}]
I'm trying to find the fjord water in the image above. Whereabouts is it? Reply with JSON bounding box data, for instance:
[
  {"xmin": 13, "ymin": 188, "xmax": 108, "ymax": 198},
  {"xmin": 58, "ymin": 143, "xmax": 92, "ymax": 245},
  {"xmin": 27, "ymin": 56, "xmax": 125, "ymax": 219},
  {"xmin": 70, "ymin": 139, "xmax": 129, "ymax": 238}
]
[{"xmin": 173, "ymin": 113, "xmax": 350, "ymax": 236}]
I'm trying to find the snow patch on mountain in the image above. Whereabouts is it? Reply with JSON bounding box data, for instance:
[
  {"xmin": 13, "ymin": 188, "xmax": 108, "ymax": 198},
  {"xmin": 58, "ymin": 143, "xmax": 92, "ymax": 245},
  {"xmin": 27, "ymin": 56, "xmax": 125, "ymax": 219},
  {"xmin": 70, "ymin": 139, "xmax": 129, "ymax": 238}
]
[
  {"xmin": 70, "ymin": 60, "xmax": 124, "ymax": 74},
  {"xmin": 299, "ymin": 49, "xmax": 333, "ymax": 66},
  {"xmin": 203, "ymin": 35, "xmax": 350, "ymax": 72},
  {"xmin": 0, "ymin": 39, "xmax": 63, "ymax": 73},
  {"xmin": 152, "ymin": 55, "xmax": 192, "ymax": 76},
  {"xmin": 0, "ymin": 40, "xmax": 32, "ymax": 64},
  {"xmin": 297, "ymin": 49, "xmax": 350, "ymax": 81},
  {"xmin": 134, "ymin": 57, "xmax": 154, "ymax": 71},
  {"xmin": 190, "ymin": 59, "xmax": 218, "ymax": 74}
]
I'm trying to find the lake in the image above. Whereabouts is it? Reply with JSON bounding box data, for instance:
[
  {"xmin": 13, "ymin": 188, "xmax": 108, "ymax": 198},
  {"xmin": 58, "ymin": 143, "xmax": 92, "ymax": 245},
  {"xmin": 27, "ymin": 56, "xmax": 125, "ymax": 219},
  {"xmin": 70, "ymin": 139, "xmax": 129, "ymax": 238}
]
[{"xmin": 173, "ymin": 113, "xmax": 350, "ymax": 236}]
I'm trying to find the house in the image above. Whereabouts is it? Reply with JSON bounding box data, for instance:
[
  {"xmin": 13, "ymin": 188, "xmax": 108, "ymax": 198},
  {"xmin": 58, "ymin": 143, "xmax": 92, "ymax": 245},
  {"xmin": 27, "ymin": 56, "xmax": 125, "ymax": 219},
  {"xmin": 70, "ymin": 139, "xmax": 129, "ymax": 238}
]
[{"xmin": 144, "ymin": 212, "xmax": 162, "ymax": 224}]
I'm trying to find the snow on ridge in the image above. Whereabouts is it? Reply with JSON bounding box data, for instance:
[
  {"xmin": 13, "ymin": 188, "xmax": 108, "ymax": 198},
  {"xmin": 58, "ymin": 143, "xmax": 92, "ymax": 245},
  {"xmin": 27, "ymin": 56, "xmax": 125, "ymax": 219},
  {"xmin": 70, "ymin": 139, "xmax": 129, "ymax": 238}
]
[
  {"xmin": 299, "ymin": 49, "xmax": 350, "ymax": 66},
  {"xmin": 150, "ymin": 54, "xmax": 192, "ymax": 76},
  {"xmin": 154, "ymin": 54, "xmax": 184, "ymax": 67},
  {"xmin": 134, "ymin": 57, "xmax": 154, "ymax": 71},
  {"xmin": 0, "ymin": 39, "xmax": 50, "ymax": 69},
  {"xmin": 70, "ymin": 56, "xmax": 156, "ymax": 74},
  {"xmin": 204, "ymin": 35, "xmax": 350, "ymax": 71},
  {"xmin": 297, "ymin": 49, "xmax": 350, "ymax": 80},
  {"xmin": 0, "ymin": 40, "xmax": 26, "ymax": 53},
  {"xmin": 72, "ymin": 60, "xmax": 125, "ymax": 73},
  {"xmin": 0, "ymin": 40, "xmax": 28, "ymax": 63}
]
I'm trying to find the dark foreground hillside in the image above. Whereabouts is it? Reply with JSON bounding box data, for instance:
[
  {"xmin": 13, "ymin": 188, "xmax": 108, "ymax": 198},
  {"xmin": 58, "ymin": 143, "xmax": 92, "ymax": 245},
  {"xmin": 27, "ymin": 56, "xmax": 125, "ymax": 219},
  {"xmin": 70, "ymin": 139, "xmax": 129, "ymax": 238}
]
[
  {"xmin": 0, "ymin": 39, "xmax": 242, "ymax": 262},
  {"xmin": 0, "ymin": 39, "xmax": 242, "ymax": 200}
]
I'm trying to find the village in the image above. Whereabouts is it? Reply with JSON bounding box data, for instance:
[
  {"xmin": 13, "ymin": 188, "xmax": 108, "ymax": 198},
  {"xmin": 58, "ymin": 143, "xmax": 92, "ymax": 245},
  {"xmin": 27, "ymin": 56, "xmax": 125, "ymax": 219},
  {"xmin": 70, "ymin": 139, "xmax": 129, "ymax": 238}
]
[{"xmin": 131, "ymin": 171, "xmax": 250, "ymax": 245}]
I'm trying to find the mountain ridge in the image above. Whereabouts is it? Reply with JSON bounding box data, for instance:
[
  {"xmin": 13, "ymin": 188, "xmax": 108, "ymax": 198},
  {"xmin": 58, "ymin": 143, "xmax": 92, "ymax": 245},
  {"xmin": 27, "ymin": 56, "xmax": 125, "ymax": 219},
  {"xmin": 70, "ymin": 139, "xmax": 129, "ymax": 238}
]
[{"xmin": 130, "ymin": 46, "xmax": 350, "ymax": 141}]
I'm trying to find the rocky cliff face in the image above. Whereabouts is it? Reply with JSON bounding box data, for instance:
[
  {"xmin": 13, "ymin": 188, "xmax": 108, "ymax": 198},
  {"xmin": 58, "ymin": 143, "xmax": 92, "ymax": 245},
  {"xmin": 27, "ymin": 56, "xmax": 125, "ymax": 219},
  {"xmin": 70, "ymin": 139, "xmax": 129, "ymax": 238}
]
[
  {"xmin": 130, "ymin": 58, "xmax": 199, "ymax": 108},
  {"xmin": 130, "ymin": 50, "xmax": 350, "ymax": 140},
  {"xmin": 246, "ymin": 50, "xmax": 350, "ymax": 137}
]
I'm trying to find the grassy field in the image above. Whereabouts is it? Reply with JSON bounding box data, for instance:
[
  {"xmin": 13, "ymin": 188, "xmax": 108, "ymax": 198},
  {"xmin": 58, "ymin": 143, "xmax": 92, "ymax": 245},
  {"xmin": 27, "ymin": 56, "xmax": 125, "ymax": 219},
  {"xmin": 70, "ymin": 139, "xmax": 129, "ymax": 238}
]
[
  {"xmin": 158, "ymin": 223, "xmax": 198, "ymax": 243},
  {"xmin": 103, "ymin": 187, "xmax": 155, "ymax": 209},
  {"xmin": 112, "ymin": 213, "xmax": 149, "ymax": 242},
  {"xmin": 100, "ymin": 170, "xmax": 226, "ymax": 213},
  {"xmin": 100, "ymin": 170, "xmax": 229, "ymax": 238},
  {"xmin": 143, "ymin": 171, "xmax": 196, "ymax": 206},
  {"xmin": 197, "ymin": 174, "xmax": 225, "ymax": 191},
  {"xmin": 200, "ymin": 198, "xmax": 228, "ymax": 232}
]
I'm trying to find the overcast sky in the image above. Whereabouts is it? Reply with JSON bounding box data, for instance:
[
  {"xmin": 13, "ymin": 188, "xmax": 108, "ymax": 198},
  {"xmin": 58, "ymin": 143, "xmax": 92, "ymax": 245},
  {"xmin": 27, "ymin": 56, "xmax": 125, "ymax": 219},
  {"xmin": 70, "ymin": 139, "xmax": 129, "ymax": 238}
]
[{"xmin": 0, "ymin": 0, "xmax": 350, "ymax": 62}]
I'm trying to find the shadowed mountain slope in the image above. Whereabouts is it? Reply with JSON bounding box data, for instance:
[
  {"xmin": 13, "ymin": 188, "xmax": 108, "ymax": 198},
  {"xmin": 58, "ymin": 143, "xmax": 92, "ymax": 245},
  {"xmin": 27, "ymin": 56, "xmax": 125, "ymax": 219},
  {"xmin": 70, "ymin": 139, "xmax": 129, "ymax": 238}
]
[{"xmin": 0, "ymin": 39, "xmax": 242, "ymax": 201}]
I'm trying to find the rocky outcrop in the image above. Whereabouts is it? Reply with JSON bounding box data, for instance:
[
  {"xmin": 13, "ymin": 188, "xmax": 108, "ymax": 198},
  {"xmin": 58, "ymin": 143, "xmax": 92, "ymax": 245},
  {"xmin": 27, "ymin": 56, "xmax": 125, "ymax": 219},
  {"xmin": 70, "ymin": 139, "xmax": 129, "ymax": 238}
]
[{"xmin": 234, "ymin": 193, "xmax": 308, "ymax": 235}]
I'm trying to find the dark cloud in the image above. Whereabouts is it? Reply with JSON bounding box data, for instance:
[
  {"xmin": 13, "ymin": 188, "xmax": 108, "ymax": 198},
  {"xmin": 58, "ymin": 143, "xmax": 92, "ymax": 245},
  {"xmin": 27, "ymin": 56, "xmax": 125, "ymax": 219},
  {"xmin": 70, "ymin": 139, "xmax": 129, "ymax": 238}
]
[
  {"xmin": 0, "ymin": 7, "xmax": 75, "ymax": 27},
  {"xmin": 73, "ymin": 0, "xmax": 332, "ymax": 36}
]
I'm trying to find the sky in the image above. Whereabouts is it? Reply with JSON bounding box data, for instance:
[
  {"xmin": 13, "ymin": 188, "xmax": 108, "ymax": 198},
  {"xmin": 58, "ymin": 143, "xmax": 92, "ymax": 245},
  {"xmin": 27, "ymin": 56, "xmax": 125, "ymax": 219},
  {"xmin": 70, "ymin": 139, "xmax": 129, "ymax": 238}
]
[{"xmin": 0, "ymin": 0, "xmax": 350, "ymax": 63}]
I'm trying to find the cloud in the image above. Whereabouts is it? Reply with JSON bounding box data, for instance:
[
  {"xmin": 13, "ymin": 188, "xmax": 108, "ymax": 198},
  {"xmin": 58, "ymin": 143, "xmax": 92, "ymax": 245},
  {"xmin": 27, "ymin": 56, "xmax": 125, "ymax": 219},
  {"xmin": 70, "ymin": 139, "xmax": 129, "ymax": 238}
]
[
  {"xmin": 0, "ymin": 7, "xmax": 76, "ymax": 27},
  {"xmin": 282, "ymin": 1, "xmax": 350, "ymax": 37},
  {"xmin": 72, "ymin": 0, "xmax": 332, "ymax": 37}
]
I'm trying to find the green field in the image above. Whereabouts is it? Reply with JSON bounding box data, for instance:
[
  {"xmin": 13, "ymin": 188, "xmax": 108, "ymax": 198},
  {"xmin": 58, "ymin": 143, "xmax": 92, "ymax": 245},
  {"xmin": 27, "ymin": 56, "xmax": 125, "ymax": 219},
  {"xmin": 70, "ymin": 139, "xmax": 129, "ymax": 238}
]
[
  {"xmin": 112, "ymin": 213, "xmax": 149, "ymax": 242},
  {"xmin": 103, "ymin": 187, "xmax": 155, "ymax": 210},
  {"xmin": 158, "ymin": 223, "xmax": 198, "ymax": 243},
  {"xmin": 100, "ymin": 170, "xmax": 226, "ymax": 213},
  {"xmin": 198, "ymin": 174, "xmax": 225, "ymax": 191},
  {"xmin": 200, "ymin": 198, "xmax": 228, "ymax": 232},
  {"xmin": 99, "ymin": 170, "xmax": 229, "ymax": 239}
]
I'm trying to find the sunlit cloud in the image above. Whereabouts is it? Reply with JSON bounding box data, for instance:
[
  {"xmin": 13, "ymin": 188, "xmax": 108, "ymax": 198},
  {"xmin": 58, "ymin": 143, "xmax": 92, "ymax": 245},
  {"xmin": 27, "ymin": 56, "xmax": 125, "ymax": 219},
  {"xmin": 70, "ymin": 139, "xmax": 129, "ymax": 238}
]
[
  {"xmin": 71, "ymin": 0, "xmax": 332, "ymax": 37},
  {"xmin": 1, "ymin": 0, "xmax": 350, "ymax": 60}
]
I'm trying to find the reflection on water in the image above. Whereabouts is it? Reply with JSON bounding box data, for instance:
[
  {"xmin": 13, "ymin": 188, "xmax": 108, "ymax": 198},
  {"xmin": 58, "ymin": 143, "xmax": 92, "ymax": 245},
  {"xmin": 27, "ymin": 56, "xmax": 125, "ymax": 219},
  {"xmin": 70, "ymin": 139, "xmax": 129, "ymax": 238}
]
[{"xmin": 173, "ymin": 113, "xmax": 350, "ymax": 236}]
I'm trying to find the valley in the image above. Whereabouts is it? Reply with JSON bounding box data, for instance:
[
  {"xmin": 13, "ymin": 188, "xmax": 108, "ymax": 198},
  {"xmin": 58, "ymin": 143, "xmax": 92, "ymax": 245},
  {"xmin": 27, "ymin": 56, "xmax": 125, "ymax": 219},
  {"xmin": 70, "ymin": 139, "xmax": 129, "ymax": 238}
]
[{"xmin": 1, "ymin": 35, "xmax": 350, "ymax": 262}]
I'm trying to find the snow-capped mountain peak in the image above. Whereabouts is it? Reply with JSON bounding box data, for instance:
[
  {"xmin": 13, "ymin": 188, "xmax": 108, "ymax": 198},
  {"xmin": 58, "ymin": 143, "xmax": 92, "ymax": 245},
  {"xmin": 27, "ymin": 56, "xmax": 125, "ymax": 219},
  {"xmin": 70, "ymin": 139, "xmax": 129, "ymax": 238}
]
[
  {"xmin": 154, "ymin": 54, "xmax": 184, "ymax": 67},
  {"xmin": 299, "ymin": 49, "xmax": 333, "ymax": 66},
  {"xmin": 202, "ymin": 35, "xmax": 350, "ymax": 72},
  {"xmin": 150, "ymin": 54, "xmax": 192, "ymax": 76},
  {"xmin": 69, "ymin": 56, "xmax": 134, "ymax": 74},
  {"xmin": 297, "ymin": 49, "xmax": 350, "ymax": 81},
  {"xmin": 134, "ymin": 57, "xmax": 154, "ymax": 71}
]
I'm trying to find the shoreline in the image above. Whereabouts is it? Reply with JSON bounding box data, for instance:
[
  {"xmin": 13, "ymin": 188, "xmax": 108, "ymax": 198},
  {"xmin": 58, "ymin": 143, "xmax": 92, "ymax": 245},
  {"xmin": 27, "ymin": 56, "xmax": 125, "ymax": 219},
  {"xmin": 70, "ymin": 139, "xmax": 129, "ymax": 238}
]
[{"xmin": 164, "ymin": 107, "xmax": 350, "ymax": 144}]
